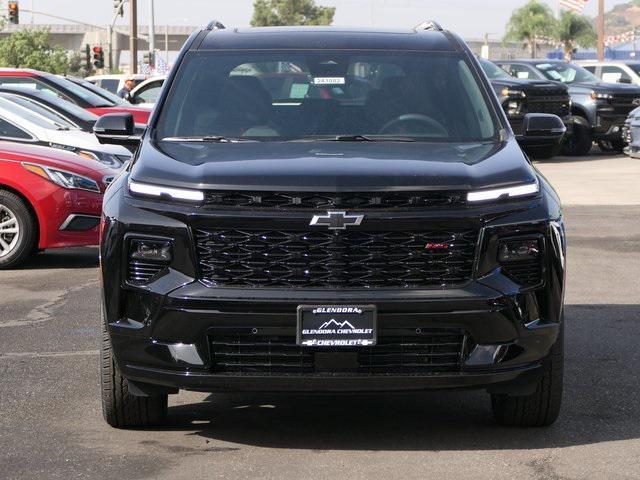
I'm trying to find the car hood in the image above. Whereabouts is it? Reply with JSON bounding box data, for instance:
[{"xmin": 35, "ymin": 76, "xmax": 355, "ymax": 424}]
[
  {"xmin": 491, "ymin": 78, "xmax": 563, "ymax": 89},
  {"xmin": 570, "ymin": 81, "xmax": 640, "ymax": 93},
  {"xmin": 131, "ymin": 139, "xmax": 537, "ymax": 192},
  {"xmin": 44, "ymin": 129, "xmax": 131, "ymax": 156}
]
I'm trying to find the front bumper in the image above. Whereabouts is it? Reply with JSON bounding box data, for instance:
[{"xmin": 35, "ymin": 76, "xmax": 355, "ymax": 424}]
[{"xmin": 101, "ymin": 176, "xmax": 565, "ymax": 395}]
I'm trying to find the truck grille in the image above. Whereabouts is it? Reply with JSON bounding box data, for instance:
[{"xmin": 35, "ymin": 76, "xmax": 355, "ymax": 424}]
[
  {"xmin": 209, "ymin": 327, "xmax": 467, "ymax": 375},
  {"xmin": 195, "ymin": 228, "xmax": 479, "ymax": 289},
  {"xmin": 202, "ymin": 191, "xmax": 466, "ymax": 210}
]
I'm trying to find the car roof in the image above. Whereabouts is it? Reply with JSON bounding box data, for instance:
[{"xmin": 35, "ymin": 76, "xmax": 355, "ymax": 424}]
[
  {"xmin": 497, "ymin": 60, "xmax": 566, "ymax": 64},
  {"xmin": 577, "ymin": 60, "xmax": 640, "ymax": 65},
  {"xmin": 198, "ymin": 26, "xmax": 458, "ymax": 52}
]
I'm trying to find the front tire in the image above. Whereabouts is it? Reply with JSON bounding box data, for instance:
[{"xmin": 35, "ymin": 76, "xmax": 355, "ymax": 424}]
[
  {"xmin": 101, "ymin": 309, "xmax": 168, "ymax": 428},
  {"xmin": 561, "ymin": 116, "xmax": 592, "ymax": 156},
  {"xmin": 0, "ymin": 190, "xmax": 37, "ymax": 269},
  {"xmin": 490, "ymin": 327, "xmax": 563, "ymax": 427}
]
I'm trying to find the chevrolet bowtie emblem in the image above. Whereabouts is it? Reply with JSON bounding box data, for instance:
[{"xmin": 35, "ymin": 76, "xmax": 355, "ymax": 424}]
[{"xmin": 310, "ymin": 211, "xmax": 364, "ymax": 230}]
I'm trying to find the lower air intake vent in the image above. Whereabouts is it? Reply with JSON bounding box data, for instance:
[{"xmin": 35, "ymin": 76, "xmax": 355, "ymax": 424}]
[
  {"xmin": 502, "ymin": 260, "xmax": 543, "ymax": 287},
  {"xmin": 209, "ymin": 327, "xmax": 468, "ymax": 376},
  {"xmin": 127, "ymin": 260, "xmax": 167, "ymax": 285}
]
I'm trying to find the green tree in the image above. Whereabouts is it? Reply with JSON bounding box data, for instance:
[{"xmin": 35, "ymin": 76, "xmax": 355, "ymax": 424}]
[
  {"xmin": 505, "ymin": 0, "xmax": 556, "ymax": 58},
  {"xmin": 67, "ymin": 50, "xmax": 94, "ymax": 78},
  {"xmin": 251, "ymin": 0, "xmax": 335, "ymax": 27},
  {"xmin": 0, "ymin": 29, "xmax": 69, "ymax": 74},
  {"xmin": 554, "ymin": 11, "xmax": 597, "ymax": 61}
]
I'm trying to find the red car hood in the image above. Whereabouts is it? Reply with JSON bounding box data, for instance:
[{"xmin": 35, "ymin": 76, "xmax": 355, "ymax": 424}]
[
  {"xmin": 88, "ymin": 106, "xmax": 151, "ymax": 124},
  {"xmin": 0, "ymin": 142, "xmax": 116, "ymax": 186}
]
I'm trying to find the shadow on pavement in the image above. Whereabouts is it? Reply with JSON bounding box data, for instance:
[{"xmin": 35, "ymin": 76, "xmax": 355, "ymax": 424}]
[
  {"xmin": 16, "ymin": 247, "xmax": 99, "ymax": 270},
  {"xmin": 158, "ymin": 304, "xmax": 640, "ymax": 451}
]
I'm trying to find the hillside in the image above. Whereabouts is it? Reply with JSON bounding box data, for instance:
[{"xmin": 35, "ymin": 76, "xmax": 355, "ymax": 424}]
[{"xmin": 604, "ymin": 0, "xmax": 640, "ymax": 34}]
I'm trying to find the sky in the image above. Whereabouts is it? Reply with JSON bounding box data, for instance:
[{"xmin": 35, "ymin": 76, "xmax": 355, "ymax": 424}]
[{"xmin": 20, "ymin": 0, "xmax": 633, "ymax": 39}]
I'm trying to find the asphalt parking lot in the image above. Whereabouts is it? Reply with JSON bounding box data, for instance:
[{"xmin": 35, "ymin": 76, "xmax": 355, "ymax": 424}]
[{"xmin": 1, "ymin": 151, "xmax": 639, "ymax": 480}]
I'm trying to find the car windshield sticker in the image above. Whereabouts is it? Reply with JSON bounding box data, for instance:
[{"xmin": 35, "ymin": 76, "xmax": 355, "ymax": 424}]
[
  {"xmin": 312, "ymin": 77, "xmax": 346, "ymax": 85},
  {"xmin": 290, "ymin": 83, "xmax": 310, "ymax": 98}
]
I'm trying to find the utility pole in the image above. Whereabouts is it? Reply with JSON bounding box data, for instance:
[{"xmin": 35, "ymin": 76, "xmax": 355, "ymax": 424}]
[
  {"xmin": 148, "ymin": 0, "xmax": 155, "ymax": 68},
  {"xmin": 597, "ymin": 0, "xmax": 605, "ymax": 61},
  {"xmin": 129, "ymin": 0, "xmax": 138, "ymax": 74}
]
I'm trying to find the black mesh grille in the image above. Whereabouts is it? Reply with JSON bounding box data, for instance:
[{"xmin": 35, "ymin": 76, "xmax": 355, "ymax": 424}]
[
  {"xmin": 127, "ymin": 261, "xmax": 168, "ymax": 285},
  {"xmin": 202, "ymin": 191, "xmax": 466, "ymax": 210},
  {"xmin": 503, "ymin": 260, "xmax": 543, "ymax": 287},
  {"xmin": 209, "ymin": 328, "xmax": 467, "ymax": 375},
  {"xmin": 195, "ymin": 228, "xmax": 479, "ymax": 289}
]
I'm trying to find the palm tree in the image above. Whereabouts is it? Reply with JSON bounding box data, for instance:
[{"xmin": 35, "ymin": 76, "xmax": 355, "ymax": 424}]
[
  {"xmin": 554, "ymin": 11, "xmax": 597, "ymax": 60},
  {"xmin": 505, "ymin": 0, "xmax": 556, "ymax": 58}
]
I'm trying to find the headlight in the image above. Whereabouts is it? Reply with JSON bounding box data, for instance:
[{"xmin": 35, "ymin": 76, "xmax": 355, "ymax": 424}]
[
  {"xmin": 467, "ymin": 181, "xmax": 539, "ymax": 203},
  {"xmin": 591, "ymin": 91, "xmax": 613, "ymax": 101},
  {"xmin": 78, "ymin": 150, "xmax": 129, "ymax": 169},
  {"xmin": 128, "ymin": 179, "xmax": 204, "ymax": 202},
  {"xmin": 506, "ymin": 100, "xmax": 521, "ymax": 115},
  {"xmin": 22, "ymin": 163, "xmax": 101, "ymax": 192},
  {"xmin": 501, "ymin": 88, "xmax": 526, "ymax": 98}
]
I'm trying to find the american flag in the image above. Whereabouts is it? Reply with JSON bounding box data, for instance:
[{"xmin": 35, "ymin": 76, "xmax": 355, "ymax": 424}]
[{"xmin": 559, "ymin": 0, "xmax": 590, "ymax": 13}]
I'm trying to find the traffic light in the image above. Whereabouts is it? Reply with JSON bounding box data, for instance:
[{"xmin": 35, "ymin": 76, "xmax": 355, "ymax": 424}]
[
  {"xmin": 113, "ymin": 0, "xmax": 124, "ymax": 17},
  {"xmin": 92, "ymin": 46, "xmax": 104, "ymax": 69},
  {"xmin": 8, "ymin": 1, "xmax": 19, "ymax": 24}
]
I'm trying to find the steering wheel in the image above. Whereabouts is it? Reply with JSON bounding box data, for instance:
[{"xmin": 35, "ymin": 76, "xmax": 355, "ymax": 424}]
[{"xmin": 379, "ymin": 114, "xmax": 448, "ymax": 137}]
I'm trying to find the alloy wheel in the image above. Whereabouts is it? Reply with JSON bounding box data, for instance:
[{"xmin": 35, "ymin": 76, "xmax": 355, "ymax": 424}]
[{"xmin": 0, "ymin": 204, "xmax": 20, "ymax": 258}]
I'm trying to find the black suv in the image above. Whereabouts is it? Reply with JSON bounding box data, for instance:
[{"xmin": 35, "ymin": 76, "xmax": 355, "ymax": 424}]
[
  {"xmin": 479, "ymin": 58, "xmax": 572, "ymax": 159},
  {"xmin": 95, "ymin": 21, "xmax": 567, "ymax": 429},
  {"xmin": 497, "ymin": 59, "xmax": 640, "ymax": 155}
]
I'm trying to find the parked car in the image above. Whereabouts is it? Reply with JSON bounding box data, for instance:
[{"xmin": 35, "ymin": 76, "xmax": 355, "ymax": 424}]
[
  {"xmin": 0, "ymin": 96, "xmax": 130, "ymax": 169},
  {"xmin": 86, "ymin": 74, "xmax": 147, "ymax": 94},
  {"xmin": 479, "ymin": 58, "xmax": 572, "ymax": 159},
  {"xmin": 0, "ymin": 69, "xmax": 151, "ymax": 124},
  {"xmin": 624, "ymin": 106, "xmax": 640, "ymax": 157},
  {"xmin": 126, "ymin": 75, "xmax": 165, "ymax": 106},
  {"xmin": 0, "ymin": 86, "xmax": 146, "ymax": 136},
  {"xmin": 578, "ymin": 60, "xmax": 640, "ymax": 85},
  {"xmin": 0, "ymin": 142, "xmax": 115, "ymax": 268},
  {"xmin": 96, "ymin": 21, "xmax": 567, "ymax": 429},
  {"xmin": 496, "ymin": 59, "xmax": 640, "ymax": 155}
]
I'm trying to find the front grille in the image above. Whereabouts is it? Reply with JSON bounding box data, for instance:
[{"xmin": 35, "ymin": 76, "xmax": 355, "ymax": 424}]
[
  {"xmin": 202, "ymin": 191, "xmax": 467, "ymax": 210},
  {"xmin": 526, "ymin": 98, "xmax": 570, "ymax": 117},
  {"xmin": 209, "ymin": 327, "xmax": 467, "ymax": 375},
  {"xmin": 195, "ymin": 228, "xmax": 479, "ymax": 289},
  {"xmin": 502, "ymin": 260, "xmax": 542, "ymax": 287},
  {"xmin": 127, "ymin": 260, "xmax": 167, "ymax": 285},
  {"xmin": 611, "ymin": 93, "xmax": 639, "ymax": 105}
]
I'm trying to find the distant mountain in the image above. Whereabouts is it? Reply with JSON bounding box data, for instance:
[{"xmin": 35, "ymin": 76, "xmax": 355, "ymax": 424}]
[{"xmin": 604, "ymin": 0, "xmax": 640, "ymax": 34}]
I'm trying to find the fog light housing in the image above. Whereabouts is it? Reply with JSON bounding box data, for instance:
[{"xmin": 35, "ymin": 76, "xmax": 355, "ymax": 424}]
[
  {"xmin": 506, "ymin": 101, "xmax": 520, "ymax": 115},
  {"xmin": 127, "ymin": 239, "xmax": 172, "ymax": 285},
  {"xmin": 130, "ymin": 240, "xmax": 172, "ymax": 262},
  {"xmin": 498, "ymin": 237, "xmax": 543, "ymax": 287}
]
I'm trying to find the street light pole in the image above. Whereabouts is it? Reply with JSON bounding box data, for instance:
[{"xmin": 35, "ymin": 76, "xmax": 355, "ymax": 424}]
[
  {"xmin": 597, "ymin": 0, "xmax": 605, "ymax": 61},
  {"xmin": 129, "ymin": 0, "xmax": 138, "ymax": 74},
  {"xmin": 148, "ymin": 0, "xmax": 155, "ymax": 68}
]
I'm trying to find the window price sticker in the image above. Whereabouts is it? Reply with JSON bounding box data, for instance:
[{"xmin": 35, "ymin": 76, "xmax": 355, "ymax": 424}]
[{"xmin": 312, "ymin": 77, "xmax": 346, "ymax": 85}]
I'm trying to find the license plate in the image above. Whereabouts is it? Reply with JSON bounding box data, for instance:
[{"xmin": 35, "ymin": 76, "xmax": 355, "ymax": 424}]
[{"xmin": 297, "ymin": 305, "xmax": 377, "ymax": 347}]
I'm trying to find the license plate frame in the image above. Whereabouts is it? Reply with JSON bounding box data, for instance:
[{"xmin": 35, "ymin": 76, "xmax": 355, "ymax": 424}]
[{"xmin": 296, "ymin": 305, "xmax": 377, "ymax": 347}]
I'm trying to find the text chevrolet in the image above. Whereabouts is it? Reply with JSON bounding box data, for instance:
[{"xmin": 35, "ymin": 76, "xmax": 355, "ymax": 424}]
[{"xmin": 96, "ymin": 22, "xmax": 567, "ymax": 428}]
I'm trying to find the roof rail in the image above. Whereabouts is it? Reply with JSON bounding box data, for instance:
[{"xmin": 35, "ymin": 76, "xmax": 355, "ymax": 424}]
[
  {"xmin": 414, "ymin": 20, "xmax": 443, "ymax": 32},
  {"xmin": 205, "ymin": 20, "xmax": 226, "ymax": 31}
]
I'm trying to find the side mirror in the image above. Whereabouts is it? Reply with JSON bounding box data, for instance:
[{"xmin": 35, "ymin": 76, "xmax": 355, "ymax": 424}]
[
  {"xmin": 124, "ymin": 91, "xmax": 134, "ymax": 103},
  {"xmin": 618, "ymin": 77, "xmax": 632, "ymax": 84},
  {"xmin": 93, "ymin": 113, "xmax": 140, "ymax": 147},
  {"xmin": 522, "ymin": 113, "xmax": 566, "ymax": 142}
]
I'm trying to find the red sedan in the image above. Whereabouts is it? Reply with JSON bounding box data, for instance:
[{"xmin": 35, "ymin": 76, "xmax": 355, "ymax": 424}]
[
  {"xmin": 0, "ymin": 68, "xmax": 151, "ymax": 124},
  {"xmin": 0, "ymin": 142, "xmax": 115, "ymax": 268}
]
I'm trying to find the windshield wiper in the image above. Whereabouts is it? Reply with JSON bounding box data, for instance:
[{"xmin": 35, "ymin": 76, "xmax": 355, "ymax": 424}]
[
  {"xmin": 160, "ymin": 136, "xmax": 258, "ymax": 143},
  {"xmin": 293, "ymin": 135, "xmax": 416, "ymax": 142}
]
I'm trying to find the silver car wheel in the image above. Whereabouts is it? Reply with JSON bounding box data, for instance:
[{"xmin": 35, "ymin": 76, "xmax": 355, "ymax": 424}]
[{"xmin": 0, "ymin": 204, "xmax": 20, "ymax": 258}]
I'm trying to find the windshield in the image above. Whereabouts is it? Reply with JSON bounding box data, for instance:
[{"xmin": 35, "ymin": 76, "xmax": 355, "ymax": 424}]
[
  {"xmin": 535, "ymin": 62, "xmax": 598, "ymax": 84},
  {"xmin": 0, "ymin": 96, "xmax": 68, "ymax": 129},
  {"xmin": 156, "ymin": 50, "xmax": 499, "ymax": 142},
  {"xmin": 69, "ymin": 78, "xmax": 126, "ymax": 105},
  {"xmin": 46, "ymin": 75, "xmax": 116, "ymax": 107},
  {"xmin": 479, "ymin": 58, "xmax": 512, "ymax": 80},
  {"xmin": 0, "ymin": 94, "xmax": 77, "ymax": 129}
]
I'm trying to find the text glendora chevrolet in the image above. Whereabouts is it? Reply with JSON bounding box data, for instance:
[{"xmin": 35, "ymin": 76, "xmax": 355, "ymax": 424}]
[{"xmin": 95, "ymin": 21, "xmax": 567, "ymax": 428}]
